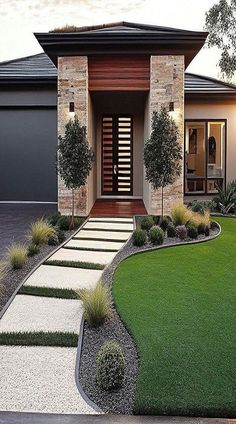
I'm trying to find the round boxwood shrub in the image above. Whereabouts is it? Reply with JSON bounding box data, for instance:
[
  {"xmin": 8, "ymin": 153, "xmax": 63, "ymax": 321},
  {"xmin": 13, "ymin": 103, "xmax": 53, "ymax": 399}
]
[
  {"xmin": 27, "ymin": 243, "xmax": 40, "ymax": 257},
  {"xmin": 175, "ymin": 225, "xmax": 187, "ymax": 240},
  {"xmin": 187, "ymin": 225, "xmax": 198, "ymax": 239},
  {"xmin": 166, "ymin": 222, "xmax": 176, "ymax": 238},
  {"xmin": 133, "ymin": 229, "xmax": 147, "ymax": 246},
  {"xmin": 96, "ymin": 341, "xmax": 125, "ymax": 391},
  {"xmin": 57, "ymin": 215, "xmax": 70, "ymax": 231},
  {"xmin": 140, "ymin": 216, "xmax": 154, "ymax": 231},
  {"xmin": 149, "ymin": 226, "xmax": 164, "ymax": 245},
  {"xmin": 159, "ymin": 216, "xmax": 171, "ymax": 232}
]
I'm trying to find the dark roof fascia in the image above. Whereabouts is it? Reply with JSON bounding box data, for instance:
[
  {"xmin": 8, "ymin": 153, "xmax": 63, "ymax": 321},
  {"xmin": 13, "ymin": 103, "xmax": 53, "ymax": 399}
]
[
  {"xmin": 185, "ymin": 92, "xmax": 236, "ymax": 101},
  {"xmin": 34, "ymin": 31, "xmax": 207, "ymax": 67},
  {"xmin": 0, "ymin": 76, "xmax": 56, "ymax": 88}
]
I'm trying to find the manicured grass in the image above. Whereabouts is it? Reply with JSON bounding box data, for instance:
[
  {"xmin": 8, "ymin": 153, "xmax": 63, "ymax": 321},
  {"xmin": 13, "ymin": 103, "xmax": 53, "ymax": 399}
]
[
  {"xmin": 0, "ymin": 331, "xmax": 78, "ymax": 347},
  {"xmin": 19, "ymin": 285, "xmax": 79, "ymax": 299},
  {"xmin": 113, "ymin": 218, "xmax": 236, "ymax": 417},
  {"xmin": 45, "ymin": 259, "xmax": 105, "ymax": 270}
]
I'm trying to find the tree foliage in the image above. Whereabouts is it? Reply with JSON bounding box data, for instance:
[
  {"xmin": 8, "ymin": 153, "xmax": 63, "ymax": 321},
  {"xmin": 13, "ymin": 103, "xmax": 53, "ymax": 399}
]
[
  {"xmin": 144, "ymin": 107, "xmax": 182, "ymax": 217},
  {"xmin": 57, "ymin": 115, "xmax": 94, "ymax": 227},
  {"xmin": 205, "ymin": 0, "xmax": 236, "ymax": 78}
]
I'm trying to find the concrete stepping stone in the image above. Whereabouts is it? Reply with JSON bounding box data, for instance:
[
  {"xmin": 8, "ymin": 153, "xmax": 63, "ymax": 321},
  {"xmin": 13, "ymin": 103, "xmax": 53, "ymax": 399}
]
[
  {"xmin": 83, "ymin": 221, "xmax": 133, "ymax": 231},
  {"xmin": 89, "ymin": 217, "xmax": 133, "ymax": 223},
  {"xmin": 24, "ymin": 264, "xmax": 102, "ymax": 290},
  {"xmin": 49, "ymin": 248, "xmax": 116, "ymax": 266},
  {"xmin": 0, "ymin": 295, "xmax": 82, "ymax": 334},
  {"xmin": 76, "ymin": 230, "xmax": 131, "ymax": 241},
  {"xmin": 0, "ymin": 346, "xmax": 96, "ymax": 413},
  {"xmin": 65, "ymin": 239, "xmax": 123, "ymax": 251}
]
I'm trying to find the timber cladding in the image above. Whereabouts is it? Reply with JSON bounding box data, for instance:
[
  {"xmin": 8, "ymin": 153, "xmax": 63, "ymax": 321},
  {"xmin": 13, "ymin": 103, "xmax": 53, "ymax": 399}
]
[{"xmin": 88, "ymin": 55, "xmax": 150, "ymax": 91}]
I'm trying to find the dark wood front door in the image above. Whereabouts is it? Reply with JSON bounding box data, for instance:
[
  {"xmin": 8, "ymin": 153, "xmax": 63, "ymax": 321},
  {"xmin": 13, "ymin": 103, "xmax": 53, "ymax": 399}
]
[{"xmin": 101, "ymin": 115, "xmax": 133, "ymax": 195}]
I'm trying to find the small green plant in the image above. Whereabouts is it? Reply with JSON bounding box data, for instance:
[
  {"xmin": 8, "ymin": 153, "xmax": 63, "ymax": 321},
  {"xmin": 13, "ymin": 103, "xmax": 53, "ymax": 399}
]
[
  {"xmin": 140, "ymin": 216, "xmax": 154, "ymax": 231},
  {"xmin": 205, "ymin": 226, "xmax": 210, "ymax": 237},
  {"xmin": 175, "ymin": 225, "xmax": 187, "ymax": 240},
  {"xmin": 27, "ymin": 243, "xmax": 40, "ymax": 257},
  {"xmin": 214, "ymin": 180, "xmax": 236, "ymax": 214},
  {"xmin": 74, "ymin": 217, "xmax": 83, "ymax": 229},
  {"xmin": 166, "ymin": 222, "xmax": 176, "ymax": 238},
  {"xmin": 133, "ymin": 229, "xmax": 147, "ymax": 246},
  {"xmin": 96, "ymin": 340, "xmax": 125, "ymax": 391},
  {"xmin": 188, "ymin": 200, "xmax": 209, "ymax": 215},
  {"xmin": 48, "ymin": 235, "xmax": 59, "ymax": 246},
  {"xmin": 153, "ymin": 215, "xmax": 160, "ymax": 225},
  {"xmin": 149, "ymin": 226, "xmax": 164, "ymax": 245},
  {"xmin": 47, "ymin": 211, "xmax": 61, "ymax": 226},
  {"xmin": 197, "ymin": 223, "xmax": 206, "ymax": 235},
  {"xmin": 0, "ymin": 261, "xmax": 7, "ymax": 285},
  {"xmin": 171, "ymin": 204, "xmax": 192, "ymax": 226},
  {"xmin": 187, "ymin": 225, "xmax": 198, "ymax": 239},
  {"xmin": 7, "ymin": 243, "xmax": 28, "ymax": 269},
  {"xmin": 57, "ymin": 215, "xmax": 70, "ymax": 231},
  {"xmin": 31, "ymin": 219, "xmax": 57, "ymax": 245},
  {"xmin": 159, "ymin": 216, "xmax": 170, "ymax": 232},
  {"xmin": 56, "ymin": 229, "xmax": 66, "ymax": 243},
  {"xmin": 78, "ymin": 281, "xmax": 111, "ymax": 327}
]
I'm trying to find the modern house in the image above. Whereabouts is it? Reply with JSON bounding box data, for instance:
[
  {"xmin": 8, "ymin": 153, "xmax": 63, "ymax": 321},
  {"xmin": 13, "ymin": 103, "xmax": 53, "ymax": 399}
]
[{"xmin": 1, "ymin": 22, "xmax": 236, "ymax": 216}]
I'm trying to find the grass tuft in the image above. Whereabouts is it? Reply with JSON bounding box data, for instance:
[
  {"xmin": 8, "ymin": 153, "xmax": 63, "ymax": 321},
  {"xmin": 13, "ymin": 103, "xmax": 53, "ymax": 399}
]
[
  {"xmin": 45, "ymin": 259, "xmax": 105, "ymax": 270},
  {"xmin": 78, "ymin": 281, "xmax": 111, "ymax": 327},
  {"xmin": 0, "ymin": 331, "xmax": 78, "ymax": 347},
  {"xmin": 19, "ymin": 285, "xmax": 79, "ymax": 299},
  {"xmin": 6, "ymin": 243, "xmax": 28, "ymax": 269},
  {"xmin": 30, "ymin": 219, "xmax": 57, "ymax": 245}
]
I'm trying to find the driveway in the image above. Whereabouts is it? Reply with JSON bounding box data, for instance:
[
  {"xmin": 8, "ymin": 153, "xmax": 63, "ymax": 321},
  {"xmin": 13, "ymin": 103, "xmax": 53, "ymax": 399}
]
[{"xmin": 0, "ymin": 204, "xmax": 57, "ymax": 258}]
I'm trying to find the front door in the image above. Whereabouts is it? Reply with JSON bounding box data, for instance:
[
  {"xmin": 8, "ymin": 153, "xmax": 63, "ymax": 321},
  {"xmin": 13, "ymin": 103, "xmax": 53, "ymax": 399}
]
[{"xmin": 101, "ymin": 115, "xmax": 133, "ymax": 195}]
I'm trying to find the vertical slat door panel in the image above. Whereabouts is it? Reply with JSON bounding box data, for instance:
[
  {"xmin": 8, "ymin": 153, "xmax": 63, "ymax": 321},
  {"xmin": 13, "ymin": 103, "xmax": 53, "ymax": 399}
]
[{"xmin": 102, "ymin": 115, "xmax": 133, "ymax": 195}]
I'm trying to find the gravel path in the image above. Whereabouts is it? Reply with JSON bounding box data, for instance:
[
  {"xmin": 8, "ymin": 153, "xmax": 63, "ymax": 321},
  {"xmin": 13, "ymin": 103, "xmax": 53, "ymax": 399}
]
[{"xmin": 0, "ymin": 346, "xmax": 95, "ymax": 414}]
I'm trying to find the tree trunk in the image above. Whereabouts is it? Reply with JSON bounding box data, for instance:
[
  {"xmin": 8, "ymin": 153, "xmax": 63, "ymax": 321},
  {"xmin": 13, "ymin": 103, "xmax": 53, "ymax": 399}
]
[
  {"xmin": 161, "ymin": 185, "xmax": 164, "ymax": 219},
  {"xmin": 70, "ymin": 188, "xmax": 75, "ymax": 230}
]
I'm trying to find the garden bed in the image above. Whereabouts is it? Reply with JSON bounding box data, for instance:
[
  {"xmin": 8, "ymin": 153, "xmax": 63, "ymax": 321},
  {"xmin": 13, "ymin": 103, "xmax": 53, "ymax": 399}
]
[{"xmin": 78, "ymin": 217, "xmax": 220, "ymax": 414}]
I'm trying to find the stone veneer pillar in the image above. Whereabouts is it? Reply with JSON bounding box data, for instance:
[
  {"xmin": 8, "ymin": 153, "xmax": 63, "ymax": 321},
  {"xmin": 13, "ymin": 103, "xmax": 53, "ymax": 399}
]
[
  {"xmin": 147, "ymin": 55, "xmax": 184, "ymax": 215},
  {"xmin": 58, "ymin": 56, "xmax": 89, "ymax": 216}
]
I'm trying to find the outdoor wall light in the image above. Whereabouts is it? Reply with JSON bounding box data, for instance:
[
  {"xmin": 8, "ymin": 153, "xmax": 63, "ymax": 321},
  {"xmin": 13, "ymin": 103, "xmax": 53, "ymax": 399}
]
[
  {"xmin": 69, "ymin": 101, "xmax": 75, "ymax": 117},
  {"xmin": 169, "ymin": 101, "xmax": 174, "ymax": 112}
]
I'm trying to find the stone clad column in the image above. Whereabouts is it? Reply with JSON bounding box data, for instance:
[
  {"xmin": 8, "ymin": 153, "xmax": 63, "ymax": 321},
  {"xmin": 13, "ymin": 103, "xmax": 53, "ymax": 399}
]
[
  {"xmin": 147, "ymin": 55, "xmax": 184, "ymax": 215},
  {"xmin": 58, "ymin": 56, "xmax": 89, "ymax": 216}
]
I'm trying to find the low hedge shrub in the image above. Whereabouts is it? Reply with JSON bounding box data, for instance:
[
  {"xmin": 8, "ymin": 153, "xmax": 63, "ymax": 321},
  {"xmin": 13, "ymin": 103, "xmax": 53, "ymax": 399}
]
[
  {"xmin": 133, "ymin": 229, "xmax": 147, "ymax": 246},
  {"xmin": 140, "ymin": 216, "xmax": 154, "ymax": 231},
  {"xmin": 149, "ymin": 226, "xmax": 164, "ymax": 245},
  {"xmin": 96, "ymin": 340, "xmax": 125, "ymax": 391}
]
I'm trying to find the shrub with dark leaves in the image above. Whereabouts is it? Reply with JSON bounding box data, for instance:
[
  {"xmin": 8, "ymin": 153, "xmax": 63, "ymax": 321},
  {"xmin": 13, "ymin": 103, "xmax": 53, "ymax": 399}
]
[
  {"xmin": 175, "ymin": 225, "xmax": 187, "ymax": 240},
  {"xmin": 187, "ymin": 225, "xmax": 198, "ymax": 239},
  {"xmin": 166, "ymin": 222, "xmax": 176, "ymax": 238}
]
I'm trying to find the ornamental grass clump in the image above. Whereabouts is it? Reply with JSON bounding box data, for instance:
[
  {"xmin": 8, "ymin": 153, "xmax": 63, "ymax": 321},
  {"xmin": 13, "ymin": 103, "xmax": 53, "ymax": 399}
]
[
  {"xmin": 96, "ymin": 340, "xmax": 125, "ymax": 391},
  {"xmin": 171, "ymin": 204, "xmax": 192, "ymax": 227},
  {"xmin": 149, "ymin": 226, "xmax": 164, "ymax": 245},
  {"xmin": 78, "ymin": 281, "xmax": 111, "ymax": 327},
  {"xmin": 189, "ymin": 210, "xmax": 211, "ymax": 229},
  {"xmin": 31, "ymin": 219, "xmax": 57, "ymax": 245},
  {"xmin": 7, "ymin": 243, "xmax": 28, "ymax": 269},
  {"xmin": 133, "ymin": 229, "xmax": 147, "ymax": 246}
]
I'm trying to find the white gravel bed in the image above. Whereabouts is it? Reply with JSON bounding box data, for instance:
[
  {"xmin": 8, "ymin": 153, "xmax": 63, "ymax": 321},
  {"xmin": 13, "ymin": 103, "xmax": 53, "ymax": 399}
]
[
  {"xmin": 0, "ymin": 295, "xmax": 82, "ymax": 334},
  {"xmin": 75, "ymin": 230, "xmax": 131, "ymax": 241},
  {"xmin": 83, "ymin": 222, "xmax": 133, "ymax": 231},
  {"xmin": 65, "ymin": 239, "xmax": 124, "ymax": 251},
  {"xmin": 49, "ymin": 248, "xmax": 116, "ymax": 266},
  {"xmin": 0, "ymin": 346, "xmax": 97, "ymax": 414},
  {"xmin": 24, "ymin": 264, "xmax": 102, "ymax": 290}
]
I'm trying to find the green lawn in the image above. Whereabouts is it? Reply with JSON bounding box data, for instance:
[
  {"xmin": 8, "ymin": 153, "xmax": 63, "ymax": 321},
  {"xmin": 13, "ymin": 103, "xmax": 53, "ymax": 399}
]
[{"xmin": 113, "ymin": 218, "xmax": 236, "ymax": 417}]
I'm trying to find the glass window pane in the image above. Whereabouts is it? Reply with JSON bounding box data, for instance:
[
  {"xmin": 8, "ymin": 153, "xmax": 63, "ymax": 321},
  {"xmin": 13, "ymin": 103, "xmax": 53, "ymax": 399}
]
[
  {"xmin": 185, "ymin": 122, "xmax": 206, "ymax": 194},
  {"xmin": 207, "ymin": 122, "xmax": 225, "ymax": 194}
]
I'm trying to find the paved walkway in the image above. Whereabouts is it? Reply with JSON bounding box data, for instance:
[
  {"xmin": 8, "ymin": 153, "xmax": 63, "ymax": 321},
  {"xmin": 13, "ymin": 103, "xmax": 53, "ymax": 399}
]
[
  {"xmin": 0, "ymin": 204, "xmax": 56, "ymax": 258},
  {"xmin": 0, "ymin": 217, "xmax": 133, "ymax": 414}
]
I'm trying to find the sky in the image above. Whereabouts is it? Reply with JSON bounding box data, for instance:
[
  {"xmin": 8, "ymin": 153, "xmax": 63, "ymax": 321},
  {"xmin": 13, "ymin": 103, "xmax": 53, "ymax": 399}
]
[{"xmin": 0, "ymin": 0, "xmax": 222, "ymax": 79}]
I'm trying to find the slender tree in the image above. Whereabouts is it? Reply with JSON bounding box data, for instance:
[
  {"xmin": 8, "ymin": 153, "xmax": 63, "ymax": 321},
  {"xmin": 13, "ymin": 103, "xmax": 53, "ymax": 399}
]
[
  {"xmin": 144, "ymin": 106, "xmax": 182, "ymax": 218},
  {"xmin": 205, "ymin": 0, "xmax": 236, "ymax": 79},
  {"xmin": 57, "ymin": 115, "xmax": 94, "ymax": 229}
]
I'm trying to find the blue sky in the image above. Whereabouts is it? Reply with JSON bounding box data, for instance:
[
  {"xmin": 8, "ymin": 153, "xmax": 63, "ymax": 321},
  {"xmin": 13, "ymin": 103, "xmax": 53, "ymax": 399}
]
[{"xmin": 0, "ymin": 0, "xmax": 222, "ymax": 79}]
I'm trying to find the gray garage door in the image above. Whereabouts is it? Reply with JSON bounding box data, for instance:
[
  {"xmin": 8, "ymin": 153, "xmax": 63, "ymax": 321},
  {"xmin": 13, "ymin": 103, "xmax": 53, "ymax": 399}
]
[{"xmin": 0, "ymin": 108, "xmax": 57, "ymax": 202}]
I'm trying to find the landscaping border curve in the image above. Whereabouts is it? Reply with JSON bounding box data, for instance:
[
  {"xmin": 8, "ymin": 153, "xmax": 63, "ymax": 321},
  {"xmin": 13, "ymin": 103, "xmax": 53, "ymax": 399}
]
[{"xmin": 78, "ymin": 220, "xmax": 221, "ymax": 414}]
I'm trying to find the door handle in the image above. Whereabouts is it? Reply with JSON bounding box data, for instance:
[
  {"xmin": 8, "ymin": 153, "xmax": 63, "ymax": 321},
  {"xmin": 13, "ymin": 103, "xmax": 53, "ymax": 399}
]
[{"xmin": 114, "ymin": 164, "xmax": 117, "ymax": 175}]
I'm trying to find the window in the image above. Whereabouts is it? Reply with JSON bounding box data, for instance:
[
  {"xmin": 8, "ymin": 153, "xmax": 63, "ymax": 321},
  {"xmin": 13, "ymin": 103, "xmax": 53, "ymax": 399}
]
[{"xmin": 185, "ymin": 120, "xmax": 226, "ymax": 195}]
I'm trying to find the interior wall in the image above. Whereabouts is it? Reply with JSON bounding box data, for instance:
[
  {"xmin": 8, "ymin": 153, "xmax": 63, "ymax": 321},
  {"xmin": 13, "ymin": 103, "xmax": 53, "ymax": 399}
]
[
  {"xmin": 91, "ymin": 92, "xmax": 147, "ymax": 198},
  {"xmin": 185, "ymin": 100, "xmax": 236, "ymax": 184}
]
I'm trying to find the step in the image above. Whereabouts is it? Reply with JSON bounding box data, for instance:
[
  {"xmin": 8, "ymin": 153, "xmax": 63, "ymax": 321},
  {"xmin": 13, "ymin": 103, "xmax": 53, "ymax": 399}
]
[
  {"xmin": 24, "ymin": 264, "xmax": 102, "ymax": 290},
  {"xmin": 49, "ymin": 248, "xmax": 116, "ymax": 266},
  {"xmin": 65, "ymin": 239, "xmax": 123, "ymax": 251},
  {"xmin": 0, "ymin": 295, "xmax": 82, "ymax": 334},
  {"xmin": 0, "ymin": 346, "xmax": 96, "ymax": 413},
  {"xmin": 83, "ymin": 222, "xmax": 133, "ymax": 231},
  {"xmin": 89, "ymin": 217, "xmax": 133, "ymax": 223},
  {"xmin": 75, "ymin": 230, "xmax": 131, "ymax": 241}
]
